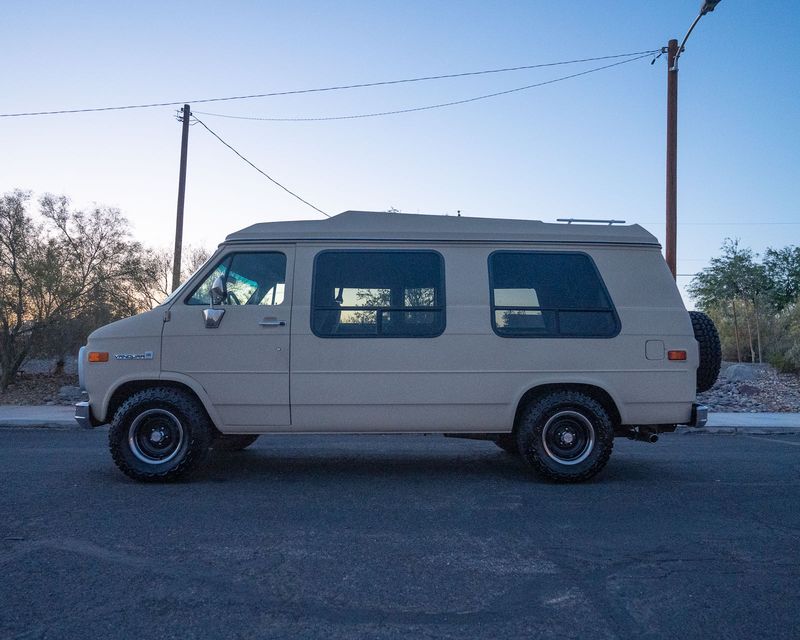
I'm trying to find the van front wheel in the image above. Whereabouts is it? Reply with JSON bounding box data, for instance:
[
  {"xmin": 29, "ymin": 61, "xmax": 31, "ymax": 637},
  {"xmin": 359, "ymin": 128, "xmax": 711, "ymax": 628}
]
[
  {"xmin": 516, "ymin": 391, "xmax": 614, "ymax": 483},
  {"xmin": 109, "ymin": 387, "xmax": 213, "ymax": 482}
]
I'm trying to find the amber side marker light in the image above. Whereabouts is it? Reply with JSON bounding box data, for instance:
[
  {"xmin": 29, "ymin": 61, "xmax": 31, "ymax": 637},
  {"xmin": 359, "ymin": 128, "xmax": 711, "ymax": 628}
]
[
  {"xmin": 667, "ymin": 350, "xmax": 687, "ymax": 361},
  {"xmin": 88, "ymin": 352, "xmax": 109, "ymax": 363}
]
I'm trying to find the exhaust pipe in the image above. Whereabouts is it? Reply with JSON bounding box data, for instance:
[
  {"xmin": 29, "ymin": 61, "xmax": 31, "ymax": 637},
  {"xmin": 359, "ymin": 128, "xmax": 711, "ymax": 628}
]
[{"xmin": 626, "ymin": 429, "xmax": 659, "ymax": 444}]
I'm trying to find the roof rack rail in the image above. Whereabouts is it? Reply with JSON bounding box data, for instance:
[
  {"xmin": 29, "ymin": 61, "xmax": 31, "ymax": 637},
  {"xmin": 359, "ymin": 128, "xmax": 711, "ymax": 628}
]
[{"xmin": 556, "ymin": 218, "xmax": 626, "ymax": 226}]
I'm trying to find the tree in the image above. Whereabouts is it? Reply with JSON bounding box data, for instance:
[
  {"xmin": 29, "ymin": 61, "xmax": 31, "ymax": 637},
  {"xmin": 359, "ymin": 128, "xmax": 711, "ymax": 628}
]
[
  {"xmin": 764, "ymin": 246, "xmax": 800, "ymax": 312},
  {"xmin": 0, "ymin": 191, "xmax": 155, "ymax": 389},
  {"xmin": 739, "ymin": 259, "xmax": 770, "ymax": 363},
  {"xmin": 147, "ymin": 245, "xmax": 211, "ymax": 305},
  {"xmin": 688, "ymin": 239, "xmax": 767, "ymax": 362},
  {"xmin": 0, "ymin": 191, "xmax": 38, "ymax": 389}
]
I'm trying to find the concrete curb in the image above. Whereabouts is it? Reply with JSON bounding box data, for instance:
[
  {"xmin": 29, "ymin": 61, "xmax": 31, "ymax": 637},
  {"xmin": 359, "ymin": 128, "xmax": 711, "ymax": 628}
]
[
  {"xmin": 700, "ymin": 413, "xmax": 800, "ymax": 434},
  {"xmin": 0, "ymin": 406, "xmax": 80, "ymax": 430},
  {"xmin": 678, "ymin": 426, "xmax": 800, "ymax": 436},
  {"xmin": 0, "ymin": 421, "xmax": 88, "ymax": 430}
]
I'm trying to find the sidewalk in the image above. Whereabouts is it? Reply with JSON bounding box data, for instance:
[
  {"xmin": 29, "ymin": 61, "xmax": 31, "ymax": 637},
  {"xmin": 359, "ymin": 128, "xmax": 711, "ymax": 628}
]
[
  {"xmin": 1, "ymin": 404, "xmax": 799, "ymax": 434},
  {"xmin": 0, "ymin": 405, "xmax": 78, "ymax": 428},
  {"xmin": 696, "ymin": 412, "xmax": 800, "ymax": 435}
]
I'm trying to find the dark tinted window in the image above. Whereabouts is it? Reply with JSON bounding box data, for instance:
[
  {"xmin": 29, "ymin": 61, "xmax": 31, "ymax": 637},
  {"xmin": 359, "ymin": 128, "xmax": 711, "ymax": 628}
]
[
  {"xmin": 489, "ymin": 252, "xmax": 618, "ymax": 337},
  {"xmin": 312, "ymin": 251, "xmax": 445, "ymax": 337},
  {"xmin": 187, "ymin": 252, "xmax": 286, "ymax": 306}
]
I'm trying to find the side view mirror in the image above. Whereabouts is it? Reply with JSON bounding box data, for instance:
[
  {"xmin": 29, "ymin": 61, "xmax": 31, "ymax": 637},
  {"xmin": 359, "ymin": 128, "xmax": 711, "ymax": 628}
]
[{"xmin": 210, "ymin": 276, "xmax": 226, "ymax": 306}]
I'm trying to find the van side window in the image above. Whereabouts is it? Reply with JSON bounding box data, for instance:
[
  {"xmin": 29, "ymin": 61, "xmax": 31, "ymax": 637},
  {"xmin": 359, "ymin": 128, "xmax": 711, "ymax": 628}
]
[
  {"xmin": 312, "ymin": 251, "xmax": 445, "ymax": 337},
  {"xmin": 187, "ymin": 252, "xmax": 287, "ymax": 306},
  {"xmin": 489, "ymin": 252, "xmax": 619, "ymax": 338}
]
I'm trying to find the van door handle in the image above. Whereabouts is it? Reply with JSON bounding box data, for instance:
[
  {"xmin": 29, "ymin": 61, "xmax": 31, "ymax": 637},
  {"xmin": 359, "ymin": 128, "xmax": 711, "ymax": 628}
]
[{"xmin": 259, "ymin": 317, "xmax": 286, "ymax": 327}]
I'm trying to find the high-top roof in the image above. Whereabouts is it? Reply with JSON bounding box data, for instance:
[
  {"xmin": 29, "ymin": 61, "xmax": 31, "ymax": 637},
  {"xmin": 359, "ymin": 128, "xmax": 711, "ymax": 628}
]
[{"xmin": 225, "ymin": 211, "xmax": 659, "ymax": 246}]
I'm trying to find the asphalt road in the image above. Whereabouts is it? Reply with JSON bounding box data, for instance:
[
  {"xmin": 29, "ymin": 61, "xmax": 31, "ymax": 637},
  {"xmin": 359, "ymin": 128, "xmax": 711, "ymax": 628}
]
[{"xmin": 1, "ymin": 429, "xmax": 799, "ymax": 640}]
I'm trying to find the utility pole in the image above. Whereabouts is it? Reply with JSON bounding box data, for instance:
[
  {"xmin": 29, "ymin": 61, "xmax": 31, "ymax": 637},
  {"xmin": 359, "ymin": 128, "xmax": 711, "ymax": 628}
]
[
  {"xmin": 172, "ymin": 104, "xmax": 191, "ymax": 292},
  {"xmin": 665, "ymin": 39, "xmax": 678, "ymax": 279},
  {"xmin": 664, "ymin": 0, "xmax": 722, "ymax": 280}
]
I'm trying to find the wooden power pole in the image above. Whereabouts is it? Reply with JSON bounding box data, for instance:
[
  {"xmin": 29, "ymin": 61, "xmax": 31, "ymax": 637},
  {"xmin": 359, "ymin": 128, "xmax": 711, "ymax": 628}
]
[
  {"xmin": 665, "ymin": 39, "xmax": 679, "ymax": 280},
  {"xmin": 172, "ymin": 104, "xmax": 191, "ymax": 292}
]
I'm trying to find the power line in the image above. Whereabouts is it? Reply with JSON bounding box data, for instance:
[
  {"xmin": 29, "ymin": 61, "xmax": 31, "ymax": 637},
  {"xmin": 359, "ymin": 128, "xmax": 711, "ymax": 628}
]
[
  {"xmin": 194, "ymin": 53, "xmax": 654, "ymax": 122},
  {"xmin": 641, "ymin": 222, "xmax": 800, "ymax": 226},
  {"xmin": 191, "ymin": 115, "xmax": 329, "ymax": 218},
  {"xmin": 0, "ymin": 50, "xmax": 658, "ymax": 118}
]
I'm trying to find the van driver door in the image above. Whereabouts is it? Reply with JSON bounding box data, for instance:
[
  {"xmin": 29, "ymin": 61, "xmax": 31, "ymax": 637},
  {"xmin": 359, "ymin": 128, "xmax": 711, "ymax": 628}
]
[{"xmin": 161, "ymin": 247, "xmax": 294, "ymax": 429}]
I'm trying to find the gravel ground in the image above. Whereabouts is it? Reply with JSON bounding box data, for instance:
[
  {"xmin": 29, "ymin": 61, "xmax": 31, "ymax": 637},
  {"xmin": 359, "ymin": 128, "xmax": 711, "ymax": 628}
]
[{"xmin": 698, "ymin": 367, "xmax": 800, "ymax": 413}]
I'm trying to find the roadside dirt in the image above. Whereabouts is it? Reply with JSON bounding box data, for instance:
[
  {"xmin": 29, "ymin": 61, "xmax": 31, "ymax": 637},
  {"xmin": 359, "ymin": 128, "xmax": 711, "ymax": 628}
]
[{"xmin": 0, "ymin": 373, "xmax": 80, "ymax": 406}]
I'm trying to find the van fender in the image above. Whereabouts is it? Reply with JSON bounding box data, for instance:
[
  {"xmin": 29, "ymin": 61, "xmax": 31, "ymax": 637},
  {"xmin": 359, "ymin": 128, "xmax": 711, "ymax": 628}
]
[
  {"xmin": 97, "ymin": 371, "xmax": 223, "ymax": 430},
  {"xmin": 97, "ymin": 370, "xmax": 161, "ymax": 423},
  {"xmin": 508, "ymin": 375, "xmax": 627, "ymax": 426},
  {"xmin": 158, "ymin": 371, "xmax": 224, "ymax": 429}
]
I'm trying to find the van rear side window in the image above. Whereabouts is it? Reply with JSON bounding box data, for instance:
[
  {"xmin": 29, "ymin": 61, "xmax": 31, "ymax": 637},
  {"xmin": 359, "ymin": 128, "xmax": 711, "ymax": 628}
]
[
  {"xmin": 312, "ymin": 250, "xmax": 445, "ymax": 338},
  {"xmin": 489, "ymin": 251, "xmax": 619, "ymax": 338}
]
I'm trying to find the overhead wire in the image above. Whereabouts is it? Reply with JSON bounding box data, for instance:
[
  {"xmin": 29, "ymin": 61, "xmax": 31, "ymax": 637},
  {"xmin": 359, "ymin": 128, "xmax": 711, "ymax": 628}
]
[
  {"xmin": 1, "ymin": 48, "xmax": 657, "ymax": 223},
  {"xmin": 640, "ymin": 221, "xmax": 800, "ymax": 226},
  {"xmin": 0, "ymin": 50, "xmax": 658, "ymax": 118},
  {"xmin": 191, "ymin": 115, "xmax": 329, "ymax": 217},
  {"xmin": 193, "ymin": 53, "xmax": 655, "ymax": 122}
]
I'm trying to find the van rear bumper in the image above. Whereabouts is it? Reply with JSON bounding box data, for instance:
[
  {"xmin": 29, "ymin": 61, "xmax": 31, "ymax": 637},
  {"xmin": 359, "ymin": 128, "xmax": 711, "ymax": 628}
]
[{"xmin": 686, "ymin": 403, "xmax": 709, "ymax": 428}]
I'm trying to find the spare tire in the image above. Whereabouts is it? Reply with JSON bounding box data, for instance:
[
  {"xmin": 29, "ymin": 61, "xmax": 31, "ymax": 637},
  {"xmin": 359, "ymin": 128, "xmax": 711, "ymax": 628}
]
[{"xmin": 689, "ymin": 311, "xmax": 722, "ymax": 393}]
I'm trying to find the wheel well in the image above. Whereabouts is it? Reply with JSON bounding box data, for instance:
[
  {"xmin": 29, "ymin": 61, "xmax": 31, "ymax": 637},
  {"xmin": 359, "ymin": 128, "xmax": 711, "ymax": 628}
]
[
  {"xmin": 513, "ymin": 384, "xmax": 621, "ymax": 432},
  {"xmin": 106, "ymin": 380, "xmax": 219, "ymax": 433}
]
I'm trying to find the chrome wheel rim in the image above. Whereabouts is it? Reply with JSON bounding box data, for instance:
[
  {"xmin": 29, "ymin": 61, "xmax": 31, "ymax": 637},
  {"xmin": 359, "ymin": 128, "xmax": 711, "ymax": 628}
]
[
  {"xmin": 128, "ymin": 409, "xmax": 185, "ymax": 465},
  {"xmin": 542, "ymin": 410, "xmax": 595, "ymax": 465}
]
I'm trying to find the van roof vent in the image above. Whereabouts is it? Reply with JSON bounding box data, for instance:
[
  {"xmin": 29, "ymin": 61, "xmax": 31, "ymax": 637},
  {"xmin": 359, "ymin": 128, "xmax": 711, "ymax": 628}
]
[{"xmin": 556, "ymin": 218, "xmax": 627, "ymax": 225}]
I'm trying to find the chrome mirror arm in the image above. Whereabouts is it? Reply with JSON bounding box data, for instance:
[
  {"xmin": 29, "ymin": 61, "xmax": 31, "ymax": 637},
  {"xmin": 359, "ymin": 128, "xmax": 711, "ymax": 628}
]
[{"xmin": 205, "ymin": 275, "xmax": 227, "ymax": 328}]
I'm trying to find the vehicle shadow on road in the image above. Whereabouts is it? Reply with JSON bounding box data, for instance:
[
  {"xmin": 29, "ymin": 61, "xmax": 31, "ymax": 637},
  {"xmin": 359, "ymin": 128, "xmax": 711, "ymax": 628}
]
[
  {"xmin": 184, "ymin": 444, "xmax": 687, "ymax": 486},
  {"xmin": 198, "ymin": 448, "xmax": 531, "ymax": 483},
  {"xmin": 88, "ymin": 438, "xmax": 693, "ymax": 486}
]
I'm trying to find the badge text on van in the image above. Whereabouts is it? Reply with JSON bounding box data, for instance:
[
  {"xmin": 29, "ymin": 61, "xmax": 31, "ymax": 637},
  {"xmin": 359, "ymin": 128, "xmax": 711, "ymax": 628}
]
[{"xmin": 113, "ymin": 351, "xmax": 154, "ymax": 361}]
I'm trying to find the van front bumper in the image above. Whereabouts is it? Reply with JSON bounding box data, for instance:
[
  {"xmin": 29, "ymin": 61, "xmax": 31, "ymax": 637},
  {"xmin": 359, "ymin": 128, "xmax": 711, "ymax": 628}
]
[{"xmin": 74, "ymin": 401, "xmax": 100, "ymax": 429}]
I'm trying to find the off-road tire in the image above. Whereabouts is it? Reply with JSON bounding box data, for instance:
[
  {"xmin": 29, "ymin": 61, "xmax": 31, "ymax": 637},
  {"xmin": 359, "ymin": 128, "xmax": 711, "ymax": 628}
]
[
  {"xmin": 212, "ymin": 434, "xmax": 259, "ymax": 451},
  {"xmin": 109, "ymin": 387, "xmax": 213, "ymax": 482},
  {"xmin": 516, "ymin": 391, "xmax": 614, "ymax": 483},
  {"xmin": 493, "ymin": 434, "xmax": 519, "ymax": 455},
  {"xmin": 689, "ymin": 310, "xmax": 722, "ymax": 393}
]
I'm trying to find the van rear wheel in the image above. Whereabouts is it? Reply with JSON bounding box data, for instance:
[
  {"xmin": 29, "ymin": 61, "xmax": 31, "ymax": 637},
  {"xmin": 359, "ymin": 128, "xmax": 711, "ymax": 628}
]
[
  {"xmin": 516, "ymin": 391, "xmax": 614, "ymax": 483},
  {"xmin": 109, "ymin": 387, "xmax": 213, "ymax": 482}
]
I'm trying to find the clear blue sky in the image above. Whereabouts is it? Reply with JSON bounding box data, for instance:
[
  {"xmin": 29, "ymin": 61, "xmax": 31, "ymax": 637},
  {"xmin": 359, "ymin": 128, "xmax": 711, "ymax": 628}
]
[{"xmin": 1, "ymin": 1, "xmax": 798, "ymax": 301}]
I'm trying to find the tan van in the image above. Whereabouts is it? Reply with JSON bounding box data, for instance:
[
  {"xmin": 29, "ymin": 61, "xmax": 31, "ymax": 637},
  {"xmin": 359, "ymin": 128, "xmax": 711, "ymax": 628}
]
[{"xmin": 75, "ymin": 211, "xmax": 720, "ymax": 483}]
